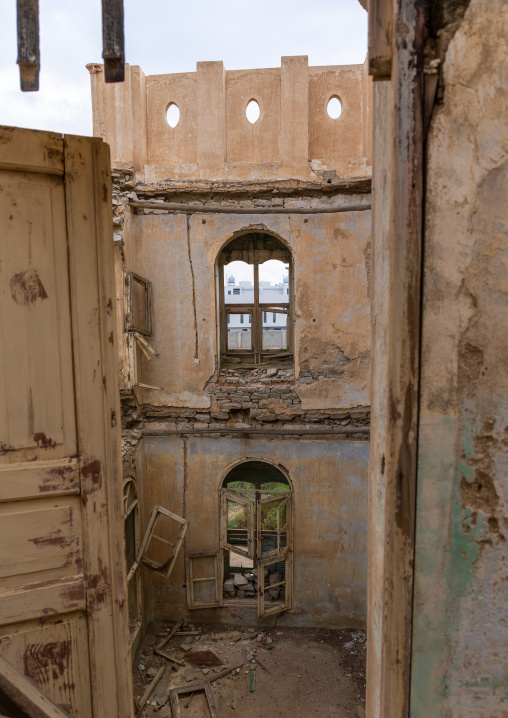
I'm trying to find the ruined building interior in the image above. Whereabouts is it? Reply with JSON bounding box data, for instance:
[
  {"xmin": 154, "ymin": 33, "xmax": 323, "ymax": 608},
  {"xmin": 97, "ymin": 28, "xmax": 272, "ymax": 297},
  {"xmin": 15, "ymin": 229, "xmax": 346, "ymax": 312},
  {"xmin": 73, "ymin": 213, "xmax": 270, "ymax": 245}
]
[
  {"xmin": 0, "ymin": 0, "xmax": 507, "ymax": 717},
  {"xmin": 89, "ymin": 54, "xmax": 373, "ymax": 641}
]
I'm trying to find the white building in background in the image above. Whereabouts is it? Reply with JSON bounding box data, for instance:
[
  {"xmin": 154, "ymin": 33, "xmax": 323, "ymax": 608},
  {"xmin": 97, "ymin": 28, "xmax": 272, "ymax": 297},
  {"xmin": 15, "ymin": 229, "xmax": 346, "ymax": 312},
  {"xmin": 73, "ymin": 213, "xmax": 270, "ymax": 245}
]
[{"xmin": 225, "ymin": 274, "xmax": 289, "ymax": 331}]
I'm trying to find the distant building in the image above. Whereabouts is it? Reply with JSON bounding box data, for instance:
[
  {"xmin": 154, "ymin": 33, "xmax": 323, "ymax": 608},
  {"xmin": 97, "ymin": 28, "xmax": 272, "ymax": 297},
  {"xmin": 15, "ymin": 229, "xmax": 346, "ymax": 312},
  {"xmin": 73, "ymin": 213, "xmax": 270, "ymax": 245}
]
[{"xmin": 225, "ymin": 275, "xmax": 289, "ymax": 331}]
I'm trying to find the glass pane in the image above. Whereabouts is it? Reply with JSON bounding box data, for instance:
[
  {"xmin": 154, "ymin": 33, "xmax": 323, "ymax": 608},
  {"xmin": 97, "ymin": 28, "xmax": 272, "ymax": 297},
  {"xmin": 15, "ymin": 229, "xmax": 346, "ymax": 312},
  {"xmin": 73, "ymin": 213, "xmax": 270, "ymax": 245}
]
[
  {"xmin": 259, "ymin": 260, "xmax": 289, "ymax": 304},
  {"xmin": 194, "ymin": 579, "xmax": 217, "ymax": 604},
  {"xmin": 227, "ymin": 498, "xmax": 249, "ymax": 551},
  {"xmin": 262, "ymin": 312, "xmax": 287, "ymax": 350},
  {"xmin": 127, "ymin": 574, "xmax": 140, "ymax": 635},
  {"xmin": 227, "ymin": 314, "xmax": 252, "ymax": 349},
  {"xmin": 261, "ymin": 556, "xmax": 287, "ymax": 605},
  {"xmin": 125, "ymin": 510, "xmax": 136, "ymax": 571},
  {"xmin": 143, "ymin": 513, "xmax": 180, "ymax": 567},
  {"xmin": 224, "ymin": 261, "xmax": 254, "ymax": 304},
  {"xmin": 191, "ymin": 555, "xmax": 216, "ymax": 580},
  {"xmin": 260, "ymin": 497, "xmax": 288, "ymax": 556},
  {"xmin": 132, "ymin": 277, "xmax": 148, "ymax": 330}
]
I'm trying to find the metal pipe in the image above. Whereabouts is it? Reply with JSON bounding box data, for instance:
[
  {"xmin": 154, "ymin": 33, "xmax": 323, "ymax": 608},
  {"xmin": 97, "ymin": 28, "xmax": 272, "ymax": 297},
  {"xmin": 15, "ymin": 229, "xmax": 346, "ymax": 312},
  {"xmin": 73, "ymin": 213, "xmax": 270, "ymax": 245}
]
[
  {"xmin": 141, "ymin": 426, "xmax": 369, "ymax": 437},
  {"xmin": 129, "ymin": 200, "xmax": 371, "ymax": 215}
]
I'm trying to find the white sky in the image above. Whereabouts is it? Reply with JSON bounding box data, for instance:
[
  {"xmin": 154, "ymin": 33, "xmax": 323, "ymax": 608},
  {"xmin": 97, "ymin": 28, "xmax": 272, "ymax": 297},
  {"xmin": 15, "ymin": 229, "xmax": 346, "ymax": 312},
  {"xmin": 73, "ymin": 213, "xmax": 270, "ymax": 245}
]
[
  {"xmin": 225, "ymin": 260, "xmax": 288, "ymax": 286},
  {"xmin": 1, "ymin": 1, "xmax": 366, "ymax": 283},
  {"xmin": 0, "ymin": 0, "xmax": 367, "ymax": 136}
]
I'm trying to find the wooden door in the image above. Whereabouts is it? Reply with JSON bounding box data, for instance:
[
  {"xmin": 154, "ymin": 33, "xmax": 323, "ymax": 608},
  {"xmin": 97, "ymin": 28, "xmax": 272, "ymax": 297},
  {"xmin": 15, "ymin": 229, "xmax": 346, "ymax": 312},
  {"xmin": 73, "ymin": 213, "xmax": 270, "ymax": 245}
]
[{"xmin": 0, "ymin": 126, "xmax": 133, "ymax": 717}]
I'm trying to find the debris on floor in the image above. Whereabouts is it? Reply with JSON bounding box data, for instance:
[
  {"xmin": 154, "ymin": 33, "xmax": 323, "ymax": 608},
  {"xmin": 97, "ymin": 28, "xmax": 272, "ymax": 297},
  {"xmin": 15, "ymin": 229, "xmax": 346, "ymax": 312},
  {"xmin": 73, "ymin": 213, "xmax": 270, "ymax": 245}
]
[{"xmin": 132, "ymin": 620, "xmax": 366, "ymax": 717}]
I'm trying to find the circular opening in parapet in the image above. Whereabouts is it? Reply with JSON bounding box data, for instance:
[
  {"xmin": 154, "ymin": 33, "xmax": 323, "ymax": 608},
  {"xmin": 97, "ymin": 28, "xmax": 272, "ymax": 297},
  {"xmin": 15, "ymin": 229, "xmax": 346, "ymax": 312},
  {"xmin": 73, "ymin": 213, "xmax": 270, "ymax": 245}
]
[
  {"xmin": 327, "ymin": 96, "xmax": 342, "ymax": 119},
  {"xmin": 246, "ymin": 99, "xmax": 260, "ymax": 124},
  {"xmin": 166, "ymin": 103, "xmax": 180, "ymax": 128}
]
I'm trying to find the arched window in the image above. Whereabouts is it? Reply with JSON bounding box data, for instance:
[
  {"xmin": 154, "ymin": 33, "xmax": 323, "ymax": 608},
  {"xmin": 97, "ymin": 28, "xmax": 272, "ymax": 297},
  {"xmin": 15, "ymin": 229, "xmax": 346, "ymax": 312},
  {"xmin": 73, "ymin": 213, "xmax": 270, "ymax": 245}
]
[
  {"xmin": 220, "ymin": 461, "xmax": 293, "ymax": 617},
  {"xmin": 218, "ymin": 233, "xmax": 293, "ymax": 367}
]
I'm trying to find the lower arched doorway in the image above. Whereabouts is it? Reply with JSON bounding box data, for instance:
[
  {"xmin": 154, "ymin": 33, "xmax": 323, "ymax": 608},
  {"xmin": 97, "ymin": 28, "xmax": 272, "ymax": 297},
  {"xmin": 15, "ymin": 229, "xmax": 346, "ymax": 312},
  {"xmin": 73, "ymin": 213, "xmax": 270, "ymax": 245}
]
[{"xmin": 220, "ymin": 460, "xmax": 293, "ymax": 617}]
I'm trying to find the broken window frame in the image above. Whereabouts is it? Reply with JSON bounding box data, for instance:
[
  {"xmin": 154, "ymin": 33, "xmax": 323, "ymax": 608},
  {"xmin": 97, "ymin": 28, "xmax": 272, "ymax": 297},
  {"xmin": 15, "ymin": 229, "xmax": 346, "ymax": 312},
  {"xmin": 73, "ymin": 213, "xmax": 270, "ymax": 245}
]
[
  {"xmin": 258, "ymin": 549, "xmax": 293, "ymax": 617},
  {"xmin": 218, "ymin": 233, "xmax": 293, "ymax": 368},
  {"xmin": 257, "ymin": 492, "xmax": 292, "ymax": 559},
  {"xmin": 127, "ymin": 505, "xmax": 188, "ymax": 582},
  {"xmin": 123, "ymin": 478, "xmax": 142, "ymax": 645},
  {"xmin": 124, "ymin": 270, "xmax": 153, "ymax": 336},
  {"xmin": 218, "ymin": 483, "xmax": 294, "ymax": 615},
  {"xmin": 168, "ymin": 681, "xmax": 219, "ymax": 718},
  {"xmin": 220, "ymin": 490, "xmax": 255, "ymax": 559},
  {"xmin": 185, "ymin": 550, "xmax": 223, "ymax": 609},
  {"xmin": 123, "ymin": 270, "xmax": 161, "ymax": 392}
]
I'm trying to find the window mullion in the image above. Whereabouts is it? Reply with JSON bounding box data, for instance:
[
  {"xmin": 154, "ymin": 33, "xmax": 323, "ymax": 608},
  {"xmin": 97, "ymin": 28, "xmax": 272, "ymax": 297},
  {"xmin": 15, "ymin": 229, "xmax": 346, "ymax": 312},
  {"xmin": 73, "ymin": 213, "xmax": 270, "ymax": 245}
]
[{"xmin": 253, "ymin": 263, "xmax": 260, "ymax": 362}]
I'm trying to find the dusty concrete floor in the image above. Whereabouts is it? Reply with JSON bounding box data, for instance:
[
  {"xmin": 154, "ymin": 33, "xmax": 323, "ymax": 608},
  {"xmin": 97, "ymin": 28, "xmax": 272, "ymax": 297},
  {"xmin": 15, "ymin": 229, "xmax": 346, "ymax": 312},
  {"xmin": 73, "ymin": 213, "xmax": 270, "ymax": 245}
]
[{"xmin": 133, "ymin": 621, "xmax": 366, "ymax": 718}]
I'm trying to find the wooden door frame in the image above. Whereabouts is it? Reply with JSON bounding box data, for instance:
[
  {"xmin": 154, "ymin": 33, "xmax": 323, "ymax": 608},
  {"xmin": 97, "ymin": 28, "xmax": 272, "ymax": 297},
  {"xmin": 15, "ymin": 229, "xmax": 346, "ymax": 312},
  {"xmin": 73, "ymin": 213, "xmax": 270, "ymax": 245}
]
[
  {"xmin": 64, "ymin": 133, "xmax": 134, "ymax": 717},
  {"xmin": 366, "ymin": 1, "xmax": 425, "ymax": 718}
]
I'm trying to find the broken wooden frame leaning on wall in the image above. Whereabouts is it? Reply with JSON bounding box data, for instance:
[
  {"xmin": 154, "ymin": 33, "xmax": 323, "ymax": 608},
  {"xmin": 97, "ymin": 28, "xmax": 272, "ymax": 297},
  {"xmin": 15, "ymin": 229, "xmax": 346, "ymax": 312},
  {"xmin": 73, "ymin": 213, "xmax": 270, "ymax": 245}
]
[{"xmin": 129, "ymin": 505, "xmax": 188, "ymax": 580}]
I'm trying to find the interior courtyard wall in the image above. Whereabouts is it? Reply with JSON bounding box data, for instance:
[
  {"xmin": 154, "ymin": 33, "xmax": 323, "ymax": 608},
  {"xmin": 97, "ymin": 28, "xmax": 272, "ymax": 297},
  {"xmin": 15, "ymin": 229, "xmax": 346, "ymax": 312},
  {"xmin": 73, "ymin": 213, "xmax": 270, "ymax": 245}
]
[
  {"xmin": 124, "ymin": 205, "xmax": 371, "ymax": 412},
  {"xmin": 137, "ymin": 435, "xmax": 368, "ymax": 628},
  {"xmin": 89, "ymin": 55, "xmax": 372, "ymax": 638}
]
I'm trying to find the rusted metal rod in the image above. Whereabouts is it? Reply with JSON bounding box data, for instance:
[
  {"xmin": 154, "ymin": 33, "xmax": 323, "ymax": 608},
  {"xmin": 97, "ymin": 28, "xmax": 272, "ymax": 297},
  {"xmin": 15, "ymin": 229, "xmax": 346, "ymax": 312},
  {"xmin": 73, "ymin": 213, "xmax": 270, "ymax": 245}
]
[{"xmin": 129, "ymin": 200, "xmax": 371, "ymax": 215}]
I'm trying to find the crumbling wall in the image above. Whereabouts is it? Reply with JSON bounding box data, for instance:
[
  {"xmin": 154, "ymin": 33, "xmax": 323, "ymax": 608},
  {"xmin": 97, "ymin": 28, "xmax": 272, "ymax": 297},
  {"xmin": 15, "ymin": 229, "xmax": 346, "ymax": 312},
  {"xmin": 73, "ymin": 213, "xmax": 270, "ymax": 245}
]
[
  {"xmin": 90, "ymin": 56, "xmax": 373, "ymax": 635},
  {"xmin": 112, "ymin": 184, "xmax": 371, "ymax": 418},
  {"xmin": 138, "ymin": 435, "xmax": 369, "ymax": 628},
  {"xmin": 88, "ymin": 57, "xmax": 372, "ymax": 183},
  {"xmin": 410, "ymin": 0, "xmax": 508, "ymax": 715}
]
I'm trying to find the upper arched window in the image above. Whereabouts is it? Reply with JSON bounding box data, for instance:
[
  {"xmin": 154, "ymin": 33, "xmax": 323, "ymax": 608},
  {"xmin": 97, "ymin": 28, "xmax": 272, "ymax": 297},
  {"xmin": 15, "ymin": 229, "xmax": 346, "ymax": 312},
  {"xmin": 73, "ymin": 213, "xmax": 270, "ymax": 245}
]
[{"xmin": 218, "ymin": 233, "xmax": 293, "ymax": 367}]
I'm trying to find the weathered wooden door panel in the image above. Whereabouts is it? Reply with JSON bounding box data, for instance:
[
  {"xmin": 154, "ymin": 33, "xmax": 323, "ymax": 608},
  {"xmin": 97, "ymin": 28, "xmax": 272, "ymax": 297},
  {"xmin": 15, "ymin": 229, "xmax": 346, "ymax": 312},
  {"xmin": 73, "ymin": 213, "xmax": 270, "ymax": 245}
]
[
  {"xmin": 0, "ymin": 126, "xmax": 132, "ymax": 717},
  {"xmin": 0, "ymin": 170, "xmax": 76, "ymax": 461}
]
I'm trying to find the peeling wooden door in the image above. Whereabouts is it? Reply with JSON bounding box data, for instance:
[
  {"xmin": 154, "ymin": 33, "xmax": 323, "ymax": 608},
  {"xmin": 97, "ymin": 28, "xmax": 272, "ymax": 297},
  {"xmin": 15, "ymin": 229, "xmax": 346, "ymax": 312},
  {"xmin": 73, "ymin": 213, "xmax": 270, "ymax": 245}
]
[{"xmin": 0, "ymin": 126, "xmax": 133, "ymax": 717}]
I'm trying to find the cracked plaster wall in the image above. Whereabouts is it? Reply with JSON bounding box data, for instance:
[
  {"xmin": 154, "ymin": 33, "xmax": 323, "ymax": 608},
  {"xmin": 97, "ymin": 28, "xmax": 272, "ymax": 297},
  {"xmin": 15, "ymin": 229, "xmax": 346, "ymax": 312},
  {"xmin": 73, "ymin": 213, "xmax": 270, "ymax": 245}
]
[
  {"xmin": 410, "ymin": 0, "xmax": 508, "ymax": 715},
  {"xmin": 137, "ymin": 435, "xmax": 369, "ymax": 628},
  {"xmin": 123, "ymin": 204, "xmax": 371, "ymax": 412}
]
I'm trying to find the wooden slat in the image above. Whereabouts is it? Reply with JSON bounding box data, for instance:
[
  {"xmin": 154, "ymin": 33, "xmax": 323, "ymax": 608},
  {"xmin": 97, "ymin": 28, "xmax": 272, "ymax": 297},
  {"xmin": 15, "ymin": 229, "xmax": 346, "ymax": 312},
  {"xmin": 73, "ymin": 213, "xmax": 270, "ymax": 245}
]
[
  {"xmin": 0, "ymin": 576, "xmax": 85, "ymax": 625},
  {"xmin": 0, "ymin": 126, "xmax": 63, "ymax": 175},
  {"xmin": 0, "ymin": 459, "xmax": 79, "ymax": 502}
]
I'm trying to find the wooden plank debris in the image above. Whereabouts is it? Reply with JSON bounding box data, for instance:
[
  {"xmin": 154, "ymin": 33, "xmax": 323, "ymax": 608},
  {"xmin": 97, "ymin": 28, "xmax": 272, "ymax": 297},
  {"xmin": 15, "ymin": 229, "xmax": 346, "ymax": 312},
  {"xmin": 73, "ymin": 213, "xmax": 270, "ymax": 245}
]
[
  {"xmin": 154, "ymin": 618, "xmax": 184, "ymax": 651},
  {"xmin": 137, "ymin": 666, "xmax": 166, "ymax": 712},
  {"xmin": 206, "ymin": 662, "xmax": 244, "ymax": 683}
]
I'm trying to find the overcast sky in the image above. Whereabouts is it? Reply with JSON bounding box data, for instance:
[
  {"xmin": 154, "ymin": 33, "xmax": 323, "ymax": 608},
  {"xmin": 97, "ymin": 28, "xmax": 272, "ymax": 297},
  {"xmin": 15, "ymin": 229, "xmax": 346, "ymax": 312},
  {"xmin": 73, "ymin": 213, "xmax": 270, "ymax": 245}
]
[{"xmin": 0, "ymin": 0, "xmax": 367, "ymax": 137}]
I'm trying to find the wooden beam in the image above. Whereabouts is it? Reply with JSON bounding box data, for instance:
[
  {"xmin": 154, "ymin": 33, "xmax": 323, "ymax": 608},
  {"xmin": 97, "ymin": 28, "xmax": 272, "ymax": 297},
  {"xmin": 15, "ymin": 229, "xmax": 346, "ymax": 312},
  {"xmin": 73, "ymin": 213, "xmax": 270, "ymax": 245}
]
[
  {"xmin": 368, "ymin": 0, "xmax": 393, "ymax": 80},
  {"xmin": 101, "ymin": 0, "xmax": 125, "ymax": 83},
  {"xmin": 16, "ymin": 0, "xmax": 40, "ymax": 91},
  {"xmin": 366, "ymin": 0, "xmax": 425, "ymax": 716}
]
